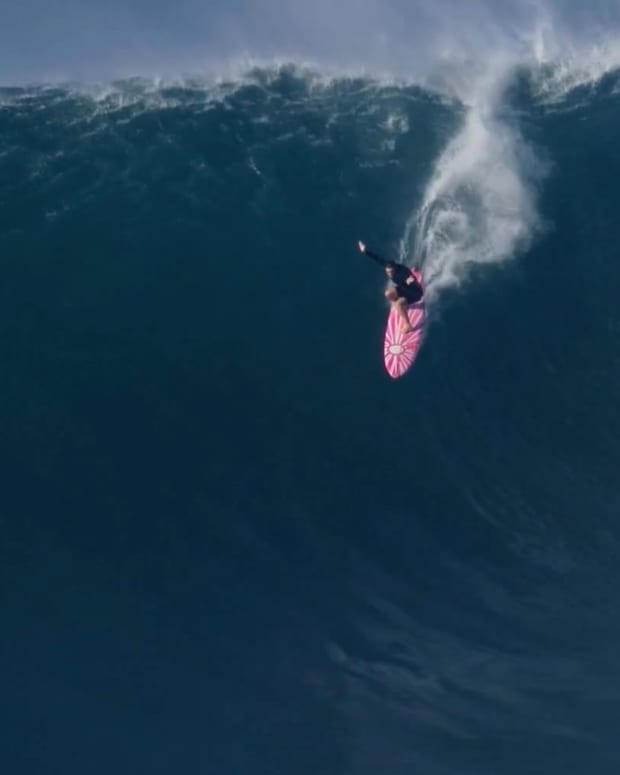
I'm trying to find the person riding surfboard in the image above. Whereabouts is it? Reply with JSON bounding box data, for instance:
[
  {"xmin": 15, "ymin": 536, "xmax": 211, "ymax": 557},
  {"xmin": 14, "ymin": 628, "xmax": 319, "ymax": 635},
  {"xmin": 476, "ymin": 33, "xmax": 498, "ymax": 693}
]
[{"xmin": 358, "ymin": 240, "xmax": 423, "ymax": 333}]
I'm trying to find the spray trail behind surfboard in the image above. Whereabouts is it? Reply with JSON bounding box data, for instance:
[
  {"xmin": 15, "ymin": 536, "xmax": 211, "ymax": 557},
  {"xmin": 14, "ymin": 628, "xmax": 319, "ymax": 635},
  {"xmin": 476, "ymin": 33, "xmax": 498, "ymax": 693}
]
[{"xmin": 402, "ymin": 63, "xmax": 545, "ymax": 304}]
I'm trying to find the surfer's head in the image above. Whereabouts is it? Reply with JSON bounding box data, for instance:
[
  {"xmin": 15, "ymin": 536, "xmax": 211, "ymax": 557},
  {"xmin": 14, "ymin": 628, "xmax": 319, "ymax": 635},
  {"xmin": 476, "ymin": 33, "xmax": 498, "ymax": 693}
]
[{"xmin": 385, "ymin": 262, "xmax": 396, "ymax": 278}]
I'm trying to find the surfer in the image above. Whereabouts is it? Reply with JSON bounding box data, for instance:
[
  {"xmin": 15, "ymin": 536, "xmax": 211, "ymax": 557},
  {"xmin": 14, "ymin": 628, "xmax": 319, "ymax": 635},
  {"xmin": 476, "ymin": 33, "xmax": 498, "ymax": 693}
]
[{"xmin": 358, "ymin": 240, "xmax": 423, "ymax": 333}]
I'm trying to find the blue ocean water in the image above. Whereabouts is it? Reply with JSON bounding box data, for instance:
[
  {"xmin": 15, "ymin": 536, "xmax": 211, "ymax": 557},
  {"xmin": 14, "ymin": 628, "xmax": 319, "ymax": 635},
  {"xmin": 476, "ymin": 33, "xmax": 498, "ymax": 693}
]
[{"xmin": 1, "ymin": 64, "xmax": 620, "ymax": 774}]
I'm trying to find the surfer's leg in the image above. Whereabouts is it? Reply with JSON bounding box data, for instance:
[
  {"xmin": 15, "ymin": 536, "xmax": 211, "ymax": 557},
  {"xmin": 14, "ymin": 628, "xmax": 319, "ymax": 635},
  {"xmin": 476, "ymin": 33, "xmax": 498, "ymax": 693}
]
[
  {"xmin": 395, "ymin": 297, "xmax": 413, "ymax": 333},
  {"xmin": 385, "ymin": 289, "xmax": 411, "ymax": 333}
]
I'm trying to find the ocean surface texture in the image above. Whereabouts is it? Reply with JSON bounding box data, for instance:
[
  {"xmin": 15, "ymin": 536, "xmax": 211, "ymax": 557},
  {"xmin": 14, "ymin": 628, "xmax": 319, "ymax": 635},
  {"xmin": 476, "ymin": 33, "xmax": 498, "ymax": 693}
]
[{"xmin": 2, "ymin": 62, "xmax": 620, "ymax": 774}]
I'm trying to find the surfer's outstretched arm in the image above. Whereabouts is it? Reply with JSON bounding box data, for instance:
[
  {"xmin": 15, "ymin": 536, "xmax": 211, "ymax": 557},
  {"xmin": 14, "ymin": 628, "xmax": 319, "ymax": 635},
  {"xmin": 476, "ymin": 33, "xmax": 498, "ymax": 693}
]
[
  {"xmin": 358, "ymin": 240, "xmax": 388, "ymax": 266},
  {"xmin": 358, "ymin": 240, "xmax": 420, "ymax": 273}
]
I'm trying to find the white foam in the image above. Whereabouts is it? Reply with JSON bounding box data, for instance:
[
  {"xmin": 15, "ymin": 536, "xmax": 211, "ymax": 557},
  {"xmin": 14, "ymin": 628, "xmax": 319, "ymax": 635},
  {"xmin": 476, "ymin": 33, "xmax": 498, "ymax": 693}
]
[
  {"xmin": 402, "ymin": 60, "xmax": 546, "ymax": 303},
  {"xmin": 518, "ymin": 12, "xmax": 620, "ymax": 103},
  {"xmin": 532, "ymin": 41, "xmax": 620, "ymax": 103}
]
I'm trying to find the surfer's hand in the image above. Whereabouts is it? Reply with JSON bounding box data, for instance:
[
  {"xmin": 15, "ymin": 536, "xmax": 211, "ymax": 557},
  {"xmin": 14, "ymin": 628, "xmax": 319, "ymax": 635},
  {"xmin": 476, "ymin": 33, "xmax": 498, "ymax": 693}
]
[
  {"xmin": 406, "ymin": 276, "xmax": 414, "ymax": 284},
  {"xmin": 358, "ymin": 240, "xmax": 366, "ymax": 253}
]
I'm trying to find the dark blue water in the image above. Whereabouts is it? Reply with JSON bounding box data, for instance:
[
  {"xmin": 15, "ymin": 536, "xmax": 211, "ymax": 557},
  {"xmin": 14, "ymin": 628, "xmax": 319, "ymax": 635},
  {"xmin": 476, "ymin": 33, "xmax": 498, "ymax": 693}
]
[{"xmin": 2, "ymin": 65, "xmax": 620, "ymax": 774}]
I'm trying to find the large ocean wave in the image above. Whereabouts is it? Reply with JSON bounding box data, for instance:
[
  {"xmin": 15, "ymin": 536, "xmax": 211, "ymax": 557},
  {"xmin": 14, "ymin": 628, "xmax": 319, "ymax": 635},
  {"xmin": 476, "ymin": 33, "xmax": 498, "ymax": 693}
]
[{"xmin": 2, "ymin": 52, "xmax": 620, "ymax": 775}]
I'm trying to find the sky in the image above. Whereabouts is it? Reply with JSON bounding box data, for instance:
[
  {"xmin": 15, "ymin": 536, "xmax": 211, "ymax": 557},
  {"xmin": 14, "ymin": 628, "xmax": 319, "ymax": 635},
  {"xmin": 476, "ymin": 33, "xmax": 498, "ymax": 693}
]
[{"xmin": 2, "ymin": 0, "xmax": 620, "ymax": 83}]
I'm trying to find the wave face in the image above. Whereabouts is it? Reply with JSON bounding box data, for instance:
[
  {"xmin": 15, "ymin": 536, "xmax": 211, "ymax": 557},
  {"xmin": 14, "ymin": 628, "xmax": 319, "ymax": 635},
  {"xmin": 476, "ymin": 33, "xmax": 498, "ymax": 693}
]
[{"xmin": 2, "ymin": 63, "xmax": 620, "ymax": 775}]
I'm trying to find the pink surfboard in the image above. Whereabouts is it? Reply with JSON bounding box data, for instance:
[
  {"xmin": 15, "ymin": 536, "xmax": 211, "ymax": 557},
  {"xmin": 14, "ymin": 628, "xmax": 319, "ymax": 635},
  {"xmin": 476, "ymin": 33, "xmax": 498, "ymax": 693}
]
[{"xmin": 383, "ymin": 270, "xmax": 425, "ymax": 379}]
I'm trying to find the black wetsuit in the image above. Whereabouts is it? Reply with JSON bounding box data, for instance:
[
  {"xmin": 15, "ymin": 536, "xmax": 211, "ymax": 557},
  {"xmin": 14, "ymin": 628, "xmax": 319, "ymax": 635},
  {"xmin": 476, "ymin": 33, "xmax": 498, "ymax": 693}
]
[{"xmin": 365, "ymin": 249, "xmax": 423, "ymax": 304}]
